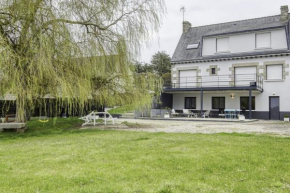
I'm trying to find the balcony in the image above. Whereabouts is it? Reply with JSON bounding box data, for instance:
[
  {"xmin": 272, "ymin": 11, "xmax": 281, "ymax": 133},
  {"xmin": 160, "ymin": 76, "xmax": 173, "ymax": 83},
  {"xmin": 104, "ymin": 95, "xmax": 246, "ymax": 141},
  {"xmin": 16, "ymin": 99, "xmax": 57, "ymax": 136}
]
[{"xmin": 163, "ymin": 74, "xmax": 263, "ymax": 92}]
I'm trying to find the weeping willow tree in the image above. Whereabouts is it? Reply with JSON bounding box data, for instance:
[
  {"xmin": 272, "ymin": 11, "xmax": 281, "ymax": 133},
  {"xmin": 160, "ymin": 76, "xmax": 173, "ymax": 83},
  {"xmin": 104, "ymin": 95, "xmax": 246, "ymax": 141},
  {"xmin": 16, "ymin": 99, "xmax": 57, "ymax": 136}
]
[{"xmin": 0, "ymin": 0, "xmax": 165, "ymax": 122}]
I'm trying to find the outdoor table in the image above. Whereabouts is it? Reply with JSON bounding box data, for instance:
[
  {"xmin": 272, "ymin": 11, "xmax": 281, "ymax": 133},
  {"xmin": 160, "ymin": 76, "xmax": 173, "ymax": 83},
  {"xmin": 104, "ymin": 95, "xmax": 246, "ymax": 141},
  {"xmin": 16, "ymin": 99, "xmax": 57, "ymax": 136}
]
[{"xmin": 224, "ymin": 109, "xmax": 241, "ymax": 119}]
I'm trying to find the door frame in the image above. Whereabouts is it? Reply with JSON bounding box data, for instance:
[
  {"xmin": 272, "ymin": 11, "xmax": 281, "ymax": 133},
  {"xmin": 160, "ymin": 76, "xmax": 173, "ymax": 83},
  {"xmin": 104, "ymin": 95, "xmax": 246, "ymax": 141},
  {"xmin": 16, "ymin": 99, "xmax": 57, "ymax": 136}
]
[{"xmin": 269, "ymin": 96, "xmax": 280, "ymax": 120}]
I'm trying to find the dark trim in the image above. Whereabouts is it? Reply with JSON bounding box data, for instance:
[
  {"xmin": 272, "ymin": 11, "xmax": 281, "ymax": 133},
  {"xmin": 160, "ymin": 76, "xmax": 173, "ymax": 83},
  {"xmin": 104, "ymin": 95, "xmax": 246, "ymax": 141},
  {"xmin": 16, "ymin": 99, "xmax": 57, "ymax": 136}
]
[
  {"xmin": 163, "ymin": 86, "xmax": 263, "ymax": 92},
  {"xmin": 269, "ymin": 96, "xmax": 280, "ymax": 120},
  {"xmin": 200, "ymin": 90, "xmax": 203, "ymax": 113}
]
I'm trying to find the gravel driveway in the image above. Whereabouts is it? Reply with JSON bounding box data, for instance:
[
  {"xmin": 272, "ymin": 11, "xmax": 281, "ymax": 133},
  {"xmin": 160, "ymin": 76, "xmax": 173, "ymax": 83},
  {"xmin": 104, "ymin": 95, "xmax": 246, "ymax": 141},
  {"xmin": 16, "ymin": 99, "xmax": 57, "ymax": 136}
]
[{"xmin": 114, "ymin": 119, "xmax": 290, "ymax": 136}]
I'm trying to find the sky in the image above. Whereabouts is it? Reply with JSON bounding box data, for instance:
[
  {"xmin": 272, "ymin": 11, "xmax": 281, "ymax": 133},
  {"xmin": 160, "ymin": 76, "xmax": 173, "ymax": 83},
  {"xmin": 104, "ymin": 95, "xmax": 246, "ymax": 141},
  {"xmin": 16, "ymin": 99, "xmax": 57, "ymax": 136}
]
[{"xmin": 139, "ymin": 0, "xmax": 290, "ymax": 63}]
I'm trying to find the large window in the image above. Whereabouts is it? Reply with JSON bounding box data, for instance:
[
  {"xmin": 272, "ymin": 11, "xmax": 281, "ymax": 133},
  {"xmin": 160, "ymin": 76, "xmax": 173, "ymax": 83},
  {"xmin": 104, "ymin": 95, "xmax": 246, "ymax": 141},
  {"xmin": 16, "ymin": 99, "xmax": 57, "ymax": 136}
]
[
  {"xmin": 185, "ymin": 97, "xmax": 196, "ymax": 109},
  {"xmin": 212, "ymin": 97, "xmax": 225, "ymax": 109},
  {"xmin": 240, "ymin": 97, "xmax": 255, "ymax": 110},
  {"xmin": 256, "ymin": 33, "xmax": 271, "ymax": 49},
  {"xmin": 266, "ymin": 64, "xmax": 283, "ymax": 80},
  {"xmin": 216, "ymin": 37, "xmax": 229, "ymax": 52}
]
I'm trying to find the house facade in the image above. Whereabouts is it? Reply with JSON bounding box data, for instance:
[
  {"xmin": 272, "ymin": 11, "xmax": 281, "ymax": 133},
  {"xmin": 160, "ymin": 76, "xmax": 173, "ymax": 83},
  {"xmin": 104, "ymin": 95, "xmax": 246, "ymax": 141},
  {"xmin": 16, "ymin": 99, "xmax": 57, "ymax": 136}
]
[{"xmin": 164, "ymin": 5, "xmax": 290, "ymax": 120}]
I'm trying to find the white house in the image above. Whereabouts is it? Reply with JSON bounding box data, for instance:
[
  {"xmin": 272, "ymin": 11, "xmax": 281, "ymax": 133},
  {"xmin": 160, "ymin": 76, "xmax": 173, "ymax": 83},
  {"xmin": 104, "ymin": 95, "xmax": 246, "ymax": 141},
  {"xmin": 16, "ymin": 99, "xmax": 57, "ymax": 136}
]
[{"xmin": 163, "ymin": 5, "xmax": 290, "ymax": 120}]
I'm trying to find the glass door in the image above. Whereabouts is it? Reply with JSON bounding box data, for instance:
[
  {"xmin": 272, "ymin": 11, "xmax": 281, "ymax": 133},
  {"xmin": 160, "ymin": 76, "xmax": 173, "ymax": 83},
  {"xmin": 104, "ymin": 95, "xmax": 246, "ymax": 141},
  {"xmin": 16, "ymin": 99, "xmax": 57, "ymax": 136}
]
[{"xmin": 269, "ymin": 97, "xmax": 280, "ymax": 120}]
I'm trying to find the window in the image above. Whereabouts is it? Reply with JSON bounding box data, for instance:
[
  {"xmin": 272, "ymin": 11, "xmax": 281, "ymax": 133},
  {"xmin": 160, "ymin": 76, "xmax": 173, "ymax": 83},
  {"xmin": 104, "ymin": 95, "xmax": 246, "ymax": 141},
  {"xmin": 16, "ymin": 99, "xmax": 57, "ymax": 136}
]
[
  {"xmin": 185, "ymin": 97, "xmax": 196, "ymax": 109},
  {"xmin": 240, "ymin": 97, "xmax": 255, "ymax": 110},
  {"xmin": 211, "ymin": 68, "xmax": 216, "ymax": 75},
  {"xmin": 266, "ymin": 64, "xmax": 283, "ymax": 80},
  {"xmin": 216, "ymin": 37, "xmax": 229, "ymax": 52},
  {"xmin": 256, "ymin": 33, "xmax": 271, "ymax": 48},
  {"xmin": 212, "ymin": 97, "xmax": 225, "ymax": 109},
  {"xmin": 187, "ymin": 43, "xmax": 199, "ymax": 49}
]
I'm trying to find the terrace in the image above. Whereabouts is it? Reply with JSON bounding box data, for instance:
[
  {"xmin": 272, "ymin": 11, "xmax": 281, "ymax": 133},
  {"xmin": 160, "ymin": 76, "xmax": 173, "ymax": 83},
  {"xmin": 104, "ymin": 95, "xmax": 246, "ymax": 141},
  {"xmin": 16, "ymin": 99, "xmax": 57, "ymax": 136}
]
[{"xmin": 163, "ymin": 74, "xmax": 264, "ymax": 119}]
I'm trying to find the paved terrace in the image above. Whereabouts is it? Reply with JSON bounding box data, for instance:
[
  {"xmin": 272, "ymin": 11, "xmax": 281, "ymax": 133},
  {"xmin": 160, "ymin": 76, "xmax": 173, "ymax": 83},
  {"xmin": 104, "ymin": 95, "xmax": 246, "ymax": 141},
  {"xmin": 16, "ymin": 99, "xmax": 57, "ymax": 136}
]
[{"xmin": 111, "ymin": 119, "xmax": 290, "ymax": 137}]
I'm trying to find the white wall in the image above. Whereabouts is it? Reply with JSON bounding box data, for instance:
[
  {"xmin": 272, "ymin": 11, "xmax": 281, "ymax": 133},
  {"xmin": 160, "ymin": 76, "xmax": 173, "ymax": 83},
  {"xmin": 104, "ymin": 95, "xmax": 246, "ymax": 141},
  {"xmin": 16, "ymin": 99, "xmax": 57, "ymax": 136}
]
[
  {"xmin": 202, "ymin": 29, "xmax": 288, "ymax": 56},
  {"xmin": 173, "ymin": 92, "xmax": 259, "ymax": 110},
  {"xmin": 172, "ymin": 56, "xmax": 290, "ymax": 112}
]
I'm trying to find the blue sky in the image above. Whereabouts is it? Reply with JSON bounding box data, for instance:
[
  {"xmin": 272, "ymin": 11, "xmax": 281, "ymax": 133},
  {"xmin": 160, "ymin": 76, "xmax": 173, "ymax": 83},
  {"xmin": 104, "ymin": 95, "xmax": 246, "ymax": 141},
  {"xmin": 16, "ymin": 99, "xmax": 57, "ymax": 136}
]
[{"xmin": 139, "ymin": 0, "xmax": 290, "ymax": 63}]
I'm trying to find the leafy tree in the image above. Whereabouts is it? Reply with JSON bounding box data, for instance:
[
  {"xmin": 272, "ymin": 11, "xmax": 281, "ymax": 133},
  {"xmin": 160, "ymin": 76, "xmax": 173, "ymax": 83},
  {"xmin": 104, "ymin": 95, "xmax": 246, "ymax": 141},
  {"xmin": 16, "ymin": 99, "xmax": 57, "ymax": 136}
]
[
  {"xmin": 150, "ymin": 51, "xmax": 171, "ymax": 76},
  {"xmin": 135, "ymin": 61, "xmax": 154, "ymax": 74},
  {"xmin": 0, "ymin": 0, "xmax": 165, "ymax": 122}
]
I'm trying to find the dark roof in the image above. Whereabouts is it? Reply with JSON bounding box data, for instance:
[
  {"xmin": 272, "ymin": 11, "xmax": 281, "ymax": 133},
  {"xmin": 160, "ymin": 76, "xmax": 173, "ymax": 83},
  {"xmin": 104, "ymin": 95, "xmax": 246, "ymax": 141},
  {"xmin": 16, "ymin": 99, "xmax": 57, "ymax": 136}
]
[{"xmin": 171, "ymin": 14, "xmax": 290, "ymax": 63}]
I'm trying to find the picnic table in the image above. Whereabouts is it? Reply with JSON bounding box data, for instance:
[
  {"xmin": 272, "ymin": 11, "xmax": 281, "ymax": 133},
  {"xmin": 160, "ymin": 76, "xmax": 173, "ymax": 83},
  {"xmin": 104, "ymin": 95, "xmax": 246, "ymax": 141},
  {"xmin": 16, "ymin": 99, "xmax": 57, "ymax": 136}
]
[{"xmin": 79, "ymin": 111, "xmax": 116, "ymax": 126}]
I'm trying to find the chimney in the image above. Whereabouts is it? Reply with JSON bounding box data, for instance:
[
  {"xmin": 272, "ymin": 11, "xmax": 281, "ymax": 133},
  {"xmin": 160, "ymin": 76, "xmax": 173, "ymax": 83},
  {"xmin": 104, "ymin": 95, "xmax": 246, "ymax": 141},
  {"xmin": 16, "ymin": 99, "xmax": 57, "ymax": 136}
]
[
  {"xmin": 183, "ymin": 21, "xmax": 192, "ymax": 34},
  {"xmin": 280, "ymin": 5, "xmax": 289, "ymax": 21}
]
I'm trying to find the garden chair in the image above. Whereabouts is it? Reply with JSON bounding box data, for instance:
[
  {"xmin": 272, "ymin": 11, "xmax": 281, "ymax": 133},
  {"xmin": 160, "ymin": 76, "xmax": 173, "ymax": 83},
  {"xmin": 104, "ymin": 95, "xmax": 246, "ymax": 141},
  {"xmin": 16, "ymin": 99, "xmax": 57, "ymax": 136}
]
[
  {"xmin": 171, "ymin": 109, "xmax": 180, "ymax": 117},
  {"xmin": 202, "ymin": 110, "xmax": 211, "ymax": 118},
  {"xmin": 183, "ymin": 109, "xmax": 193, "ymax": 117}
]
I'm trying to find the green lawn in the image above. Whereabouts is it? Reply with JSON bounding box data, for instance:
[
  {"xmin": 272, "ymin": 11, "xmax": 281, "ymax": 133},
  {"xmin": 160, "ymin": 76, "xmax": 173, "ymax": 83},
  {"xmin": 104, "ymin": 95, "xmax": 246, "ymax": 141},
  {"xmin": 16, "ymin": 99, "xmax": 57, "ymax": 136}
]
[{"xmin": 0, "ymin": 118, "xmax": 290, "ymax": 193}]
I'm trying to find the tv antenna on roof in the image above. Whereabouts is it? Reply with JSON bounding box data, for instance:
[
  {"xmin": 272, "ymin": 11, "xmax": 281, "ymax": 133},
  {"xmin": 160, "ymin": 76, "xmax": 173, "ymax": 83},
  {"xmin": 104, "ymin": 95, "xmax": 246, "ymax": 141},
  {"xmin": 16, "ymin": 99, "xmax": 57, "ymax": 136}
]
[{"xmin": 180, "ymin": 6, "xmax": 186, "ymax": 22}]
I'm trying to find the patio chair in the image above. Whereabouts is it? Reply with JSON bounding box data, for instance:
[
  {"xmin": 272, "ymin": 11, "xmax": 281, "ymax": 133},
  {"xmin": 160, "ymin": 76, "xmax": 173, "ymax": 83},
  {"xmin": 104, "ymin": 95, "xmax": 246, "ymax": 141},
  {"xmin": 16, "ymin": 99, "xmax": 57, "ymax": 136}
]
[
  {"xmin": 202, "ymin": 110, "xmax": 211, "ymax": 118},
  {"xmin": 183, "ymin": 109, "xmax": 193, "ymax": 117},
  {"xmin": 218, "ymin": 109, "xmax": 225, "ymax": 119},
  {"xmin": 171, "ymin": 109, "xmax": 180, "ymax": 117}
]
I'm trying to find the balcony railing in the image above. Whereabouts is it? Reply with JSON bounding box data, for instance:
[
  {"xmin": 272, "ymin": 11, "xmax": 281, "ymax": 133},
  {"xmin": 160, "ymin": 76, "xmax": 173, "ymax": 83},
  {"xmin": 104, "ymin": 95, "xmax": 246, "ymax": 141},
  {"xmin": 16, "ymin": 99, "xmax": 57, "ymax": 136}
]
[{"xmin": 163, "ymin": 74, "xmax": 263, "ymax": 91}]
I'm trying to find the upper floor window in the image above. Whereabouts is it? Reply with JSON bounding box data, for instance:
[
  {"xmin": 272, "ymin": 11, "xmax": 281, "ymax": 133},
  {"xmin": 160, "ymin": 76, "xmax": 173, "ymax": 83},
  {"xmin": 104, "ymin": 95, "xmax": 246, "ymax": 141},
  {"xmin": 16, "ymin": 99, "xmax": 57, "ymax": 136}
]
[
  {"xmin": 256, "ymin": 33, "xmax": 271, "ymax": 49},
  {"xmin": 266, "ymin": 64, "xmax": 283, "ymax": 80},
  {"xmin": 216, "ymin": 37, "xmax": 229, "ymax": 52}
]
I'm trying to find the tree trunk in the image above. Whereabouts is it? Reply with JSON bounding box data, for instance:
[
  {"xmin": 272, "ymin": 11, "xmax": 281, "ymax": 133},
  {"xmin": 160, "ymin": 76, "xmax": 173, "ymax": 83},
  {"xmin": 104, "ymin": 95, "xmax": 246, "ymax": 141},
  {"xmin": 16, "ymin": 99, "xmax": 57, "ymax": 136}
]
[{"xmin": 16, "ymin": 96, "xmax": 27, "ymax": 123}]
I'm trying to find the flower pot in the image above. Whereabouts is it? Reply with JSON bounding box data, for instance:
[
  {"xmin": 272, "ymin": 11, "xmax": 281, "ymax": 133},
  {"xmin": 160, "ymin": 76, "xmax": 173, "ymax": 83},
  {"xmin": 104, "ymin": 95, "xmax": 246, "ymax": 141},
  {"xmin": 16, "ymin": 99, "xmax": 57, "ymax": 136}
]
[
  {"xmin": 164, "ymin": 114, "xmax": 170, "ymax": 119},
  {"xmin": 284, "ymin": 118, "xmax": 289, "ymax": 122},
  {"xmin": 238, "ymin": 115, "xmax": 245, "ymax": 121}
]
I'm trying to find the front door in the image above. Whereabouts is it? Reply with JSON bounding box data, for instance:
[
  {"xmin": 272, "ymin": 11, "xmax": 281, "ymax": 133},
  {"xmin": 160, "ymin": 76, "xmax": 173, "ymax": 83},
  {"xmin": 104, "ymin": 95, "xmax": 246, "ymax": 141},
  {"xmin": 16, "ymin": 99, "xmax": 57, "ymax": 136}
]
[{"xmin": 269, "ymin": 96, "xmax": 280, "ymax": 120}]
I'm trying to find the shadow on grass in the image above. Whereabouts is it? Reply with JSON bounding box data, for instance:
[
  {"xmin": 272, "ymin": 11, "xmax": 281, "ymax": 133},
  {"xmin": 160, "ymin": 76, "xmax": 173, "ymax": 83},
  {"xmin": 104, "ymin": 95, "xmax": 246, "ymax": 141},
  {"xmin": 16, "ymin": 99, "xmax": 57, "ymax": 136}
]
[{"xmin": 0, "ymin": 117, "xmax": 108, "ymax": 140}]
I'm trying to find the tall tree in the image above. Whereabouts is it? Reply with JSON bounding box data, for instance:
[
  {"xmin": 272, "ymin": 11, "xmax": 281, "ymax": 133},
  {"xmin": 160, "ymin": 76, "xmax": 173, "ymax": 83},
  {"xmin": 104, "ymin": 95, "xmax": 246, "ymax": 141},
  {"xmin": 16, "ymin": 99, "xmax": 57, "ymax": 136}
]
[
  {"xmin": 150, "ymin": 51, "xmax": 171, "ymax": 76},
  {"xmin": 0, "ymin": 0, "xmax": 165, "ymax": 122},
  {"xmin": 135, "ymin": 61, "xmax": 154, "ymax": 74}
]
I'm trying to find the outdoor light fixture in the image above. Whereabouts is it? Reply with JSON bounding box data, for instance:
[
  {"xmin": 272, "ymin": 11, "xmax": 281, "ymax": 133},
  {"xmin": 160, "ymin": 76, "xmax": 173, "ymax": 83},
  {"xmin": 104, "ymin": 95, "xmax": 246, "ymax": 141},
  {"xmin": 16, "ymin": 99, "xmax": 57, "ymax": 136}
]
[{"xmin": 231, "ymin": 94, "xmax": 235, "ymax": 99}]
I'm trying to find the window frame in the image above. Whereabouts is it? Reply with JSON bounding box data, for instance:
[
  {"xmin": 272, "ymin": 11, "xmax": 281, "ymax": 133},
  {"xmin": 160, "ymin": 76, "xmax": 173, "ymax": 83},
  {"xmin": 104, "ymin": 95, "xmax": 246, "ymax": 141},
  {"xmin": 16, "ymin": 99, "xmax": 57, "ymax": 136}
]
[
  {"xmin": 255, "ymin": 32, "xmax": 271, "ymax": 49},
  {"xmin": 212, "ymin": 97, "xmax": 226, "ymax": 110},
  {"xmin": 184, "ymin": 97, "xmax": 196, "ymax": 109},
  {"xmin": 266, "ymin": 64, "xmax": 283, "ymax": 80},
  {"xmin": 216, "ymin": 37, "xmax": 230, "ymax": 53},
  {"xmin": 240, "ymin": 96, "xmax": 256, "ymax": 110}
]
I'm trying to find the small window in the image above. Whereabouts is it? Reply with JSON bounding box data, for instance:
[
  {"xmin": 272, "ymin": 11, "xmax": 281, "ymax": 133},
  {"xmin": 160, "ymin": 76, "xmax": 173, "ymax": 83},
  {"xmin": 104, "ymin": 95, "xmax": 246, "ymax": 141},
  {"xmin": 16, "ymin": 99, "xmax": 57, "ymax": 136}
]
[
  {"xmin": 216, "ymin": 37, "xmax": 229, "ymax": 52},
  {"xmin": 212, "ymin": 97, "xmax": 225, "ymax": 109},
  {"xmin": 240, "ymin": 97, "xmax": 255, "ymax": 110},
  {"xmin": 185, "ymin": 97, "xmax": 196, "ymax": 109},
  {"xmin": 187, "ymin": 43, "xmax": 199, "ymax": 50},
  {"xmin": 266, "ymin": 64, "xmax": 283, "ymax": 80},
  {"xmin": 256, "ymin": 33, "xmax": 271, "ymax": 48},
  {"xmin": 211, "ymin": 68, "xmax": 216, "ymax": 75}
]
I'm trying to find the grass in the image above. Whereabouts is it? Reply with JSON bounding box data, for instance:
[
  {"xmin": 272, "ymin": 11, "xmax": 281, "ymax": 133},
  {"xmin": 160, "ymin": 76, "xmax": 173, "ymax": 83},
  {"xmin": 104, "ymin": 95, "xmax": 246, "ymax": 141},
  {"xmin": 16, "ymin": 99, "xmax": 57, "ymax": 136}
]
[
  {"xmin": 108, "ymin": 105, "xmax": 135, "ymax": 114},
  {"xmin": 0, "ymin": 118, "xmax": 290, "ymax": 192}
]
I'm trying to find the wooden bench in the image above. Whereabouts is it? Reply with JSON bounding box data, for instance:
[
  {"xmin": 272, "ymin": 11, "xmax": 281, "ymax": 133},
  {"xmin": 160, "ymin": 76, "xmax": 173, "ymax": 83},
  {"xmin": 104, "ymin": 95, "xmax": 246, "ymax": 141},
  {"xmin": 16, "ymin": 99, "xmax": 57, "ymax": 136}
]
[
  {"xmin": 0, "ymin": 123, "xmax": 26, "ymax": 133},
  {"xmin": 5, "ymin": 114, "xmax": 16, "ymax": 123}
]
